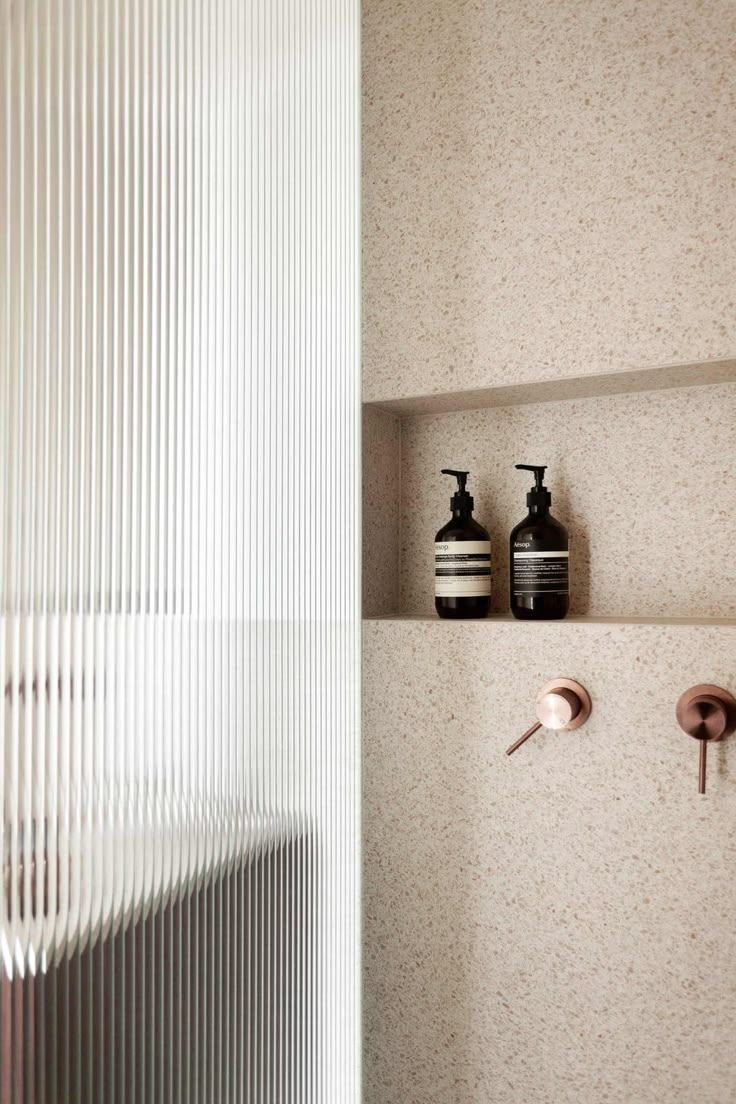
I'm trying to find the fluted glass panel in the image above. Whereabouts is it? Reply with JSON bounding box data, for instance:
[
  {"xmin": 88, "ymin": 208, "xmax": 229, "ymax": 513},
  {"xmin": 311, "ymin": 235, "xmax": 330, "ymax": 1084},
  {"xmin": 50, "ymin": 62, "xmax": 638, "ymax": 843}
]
[{"xmin": 0, "ymin": 0, "xmax": 360, "ymax": 1100}]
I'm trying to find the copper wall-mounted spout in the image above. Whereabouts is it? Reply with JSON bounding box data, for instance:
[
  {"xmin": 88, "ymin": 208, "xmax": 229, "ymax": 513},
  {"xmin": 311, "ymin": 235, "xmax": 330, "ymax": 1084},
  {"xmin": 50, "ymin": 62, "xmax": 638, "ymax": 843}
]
[
  {"xmin": 676, "ymin": 684, "xmax": 736, "ymax": 794},
  {"xmin": 506, "ymin": 678, "xmax": 592, "ymax": 755}
]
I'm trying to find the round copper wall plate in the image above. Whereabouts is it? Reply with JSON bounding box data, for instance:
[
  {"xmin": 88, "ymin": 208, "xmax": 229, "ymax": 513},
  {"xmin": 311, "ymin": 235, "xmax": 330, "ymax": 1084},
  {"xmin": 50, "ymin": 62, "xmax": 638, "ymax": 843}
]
[
  {"xmin": 536, "ymin": 678, "xmax": 592, "ymax": 731},
  {"xmin": 676, "ymin": 684, "xmax": 736, "ymax": 742}
]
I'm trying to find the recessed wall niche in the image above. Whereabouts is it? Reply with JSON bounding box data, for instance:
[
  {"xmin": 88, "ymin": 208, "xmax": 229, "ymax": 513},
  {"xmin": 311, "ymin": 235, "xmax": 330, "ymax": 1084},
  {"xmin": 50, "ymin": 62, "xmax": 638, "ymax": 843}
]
[{"xmin": 362, "ymin": 366, "xmax": 736, "ymax": 621}]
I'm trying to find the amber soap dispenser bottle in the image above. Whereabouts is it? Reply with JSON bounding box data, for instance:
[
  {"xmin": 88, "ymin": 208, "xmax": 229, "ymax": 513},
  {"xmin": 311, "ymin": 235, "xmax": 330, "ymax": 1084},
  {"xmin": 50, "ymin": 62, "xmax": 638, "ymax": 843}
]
[
  {"xmin": 435, "ymin": 469, "xmax": 491, "ymax": 620},
  {"xmin": 510, "ymin": 464, "xmax": 569, "ymax": 620}
]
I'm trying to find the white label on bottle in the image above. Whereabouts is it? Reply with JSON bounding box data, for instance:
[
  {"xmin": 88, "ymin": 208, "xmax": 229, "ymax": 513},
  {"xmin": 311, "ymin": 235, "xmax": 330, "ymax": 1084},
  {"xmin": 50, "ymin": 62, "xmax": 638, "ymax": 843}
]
[
  {"xmin": 512, "ymin": 549, "xmax": 569, "ymax": 595},
  {"xmin": 434, "ymin": 540, "xmax": 491, "ymax": 597}
]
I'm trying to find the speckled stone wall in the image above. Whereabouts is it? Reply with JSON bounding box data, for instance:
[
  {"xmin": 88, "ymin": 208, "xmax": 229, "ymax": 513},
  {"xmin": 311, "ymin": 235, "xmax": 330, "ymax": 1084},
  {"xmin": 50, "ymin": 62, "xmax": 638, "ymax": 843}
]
[
  {"xmin": 363, "ymin": 406, "xmax": 401, "ymax": 615},
  {"xmin": 362, "ymin": 0, "xmax": 736, "ymax": 1099},
  {"xmin": 363, "ymin": 0, "xmax": 736, "ymax": 403},
  {"xmin": 363, "ymin": 618, "xmax": 736, "ymax": 1104},
  {"xmin": 397, "ymin": 381, "xmax": 736, "ymax": 618}
]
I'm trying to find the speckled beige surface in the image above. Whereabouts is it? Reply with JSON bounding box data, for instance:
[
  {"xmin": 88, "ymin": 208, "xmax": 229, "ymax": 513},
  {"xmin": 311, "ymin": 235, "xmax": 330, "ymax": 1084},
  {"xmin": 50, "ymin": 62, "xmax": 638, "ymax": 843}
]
[
  {"xmin": 368, "ymin": 359, "xmax": 736, "ymax": 417},
  {"xmin": 363, "ymin": 406, "xmax": 401, "ymax": 615},
  {"xmin": 363, "ymin": 618, "xmax": 736, "ymax": 1104},
  {"xmin": 388, "ymin": 381, "xmax": 736, "ymax": 618},
  {"xmin": 363, "ymin": 0, "xmax": 736, "ymax": 403}
]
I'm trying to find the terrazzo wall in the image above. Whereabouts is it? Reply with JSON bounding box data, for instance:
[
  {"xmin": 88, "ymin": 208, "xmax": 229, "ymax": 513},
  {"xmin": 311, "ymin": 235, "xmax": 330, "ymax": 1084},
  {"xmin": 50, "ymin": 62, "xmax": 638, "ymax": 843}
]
[
  {"xmin": 363, "ymin": 0, "xmax": 736, "ymax": 404},
  {"xmin": 364, "ymin": 619, "xmax": 736, "ymax": 1104},
  {"xmin": 362, "ymin": 406, "xmax": 401, "ymax": 617},
  {"xmin": 362, "ymin": 0, "xmax": 736, "ymax": 1101}
]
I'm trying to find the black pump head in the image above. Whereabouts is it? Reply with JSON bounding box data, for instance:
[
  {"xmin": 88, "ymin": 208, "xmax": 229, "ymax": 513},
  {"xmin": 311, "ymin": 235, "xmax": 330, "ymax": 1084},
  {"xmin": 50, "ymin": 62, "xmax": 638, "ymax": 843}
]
[
  {"xmin": 515, "ymin": 464, "xmax": 551, "ymax": 509},
  {"xmin": 441, "ymin": 468, "xmax": 474, "ymax": 512}
]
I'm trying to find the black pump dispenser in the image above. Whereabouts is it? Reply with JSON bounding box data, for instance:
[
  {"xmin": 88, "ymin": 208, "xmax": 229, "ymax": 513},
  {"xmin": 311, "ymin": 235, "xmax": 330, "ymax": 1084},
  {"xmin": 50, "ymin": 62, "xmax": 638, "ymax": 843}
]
[
  {"xmin": 435, "ymin": 469, "xmax": 491, "ymax": 620},
  {"xmin": 441, "ymin": 468, "xmax": 474, "ymax": 513},
  {"xmin": 510, "ymin": 463, "xmax": 569, "ymax": 620},
  {"xmin": 515, "ymin": 464, "xmax": 552, "ymax": 510}
]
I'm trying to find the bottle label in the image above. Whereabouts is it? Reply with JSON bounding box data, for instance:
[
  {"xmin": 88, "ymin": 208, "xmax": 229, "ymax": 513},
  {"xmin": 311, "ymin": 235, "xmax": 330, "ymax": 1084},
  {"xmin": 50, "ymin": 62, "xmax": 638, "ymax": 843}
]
[
  {"xmin": 435, "ymin": 540, "xmax": 491, "ymax": 598},
  {"xmin": 512, "ymin": 544, "xmax": 569, "ymax": 595}
]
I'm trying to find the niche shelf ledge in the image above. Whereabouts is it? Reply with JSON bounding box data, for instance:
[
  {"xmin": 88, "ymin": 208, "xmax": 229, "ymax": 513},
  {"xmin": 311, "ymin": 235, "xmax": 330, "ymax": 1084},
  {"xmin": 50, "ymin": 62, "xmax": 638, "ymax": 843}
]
[
  {"xmin": 364, "ymin": 613, "xmax": 736, "ymax": 628},
  {"xmin": 363, "ymin": 357, "xmax": 736, "ymax": 417}
]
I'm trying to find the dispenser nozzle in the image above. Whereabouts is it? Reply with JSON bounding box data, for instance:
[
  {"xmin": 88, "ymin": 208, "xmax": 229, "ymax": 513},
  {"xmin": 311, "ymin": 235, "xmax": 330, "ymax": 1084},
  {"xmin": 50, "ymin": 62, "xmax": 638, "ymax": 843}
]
[
  {"xmin": 515, "ymin": 464, "xmax": 547, "ymax": 491},
  {"xmin": 441, "ymin": 468, "xmax": 474, "ymax": 513},
  {"xmin": 441, "ymin": 468, "xmax": 469, "ymax": 493}
]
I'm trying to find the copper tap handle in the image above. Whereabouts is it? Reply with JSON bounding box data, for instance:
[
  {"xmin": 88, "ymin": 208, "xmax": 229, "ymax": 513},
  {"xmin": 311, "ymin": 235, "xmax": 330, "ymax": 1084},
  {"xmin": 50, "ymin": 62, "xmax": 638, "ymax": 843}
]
[
  {"xmin": 506, "ymin": 721, "xmax": 542, "ymax": 756},
  {"xmin": 675, "ymin": 684, "xmax": 736, "ymax": 796},
  {"xmin": 506, "ymin": 680, "xmax": 592, "ymax": 756}
]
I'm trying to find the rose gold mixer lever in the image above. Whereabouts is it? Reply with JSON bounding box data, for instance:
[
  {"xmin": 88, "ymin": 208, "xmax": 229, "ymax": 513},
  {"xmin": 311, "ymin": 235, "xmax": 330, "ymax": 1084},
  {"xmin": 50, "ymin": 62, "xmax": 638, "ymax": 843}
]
[
  {"xmin": 506, "ymin": 678, "xmax": 592, "ymax": 755},
  {"xmin": 676, "ymin": 685, "xmax": 736, "ymax": 794}
]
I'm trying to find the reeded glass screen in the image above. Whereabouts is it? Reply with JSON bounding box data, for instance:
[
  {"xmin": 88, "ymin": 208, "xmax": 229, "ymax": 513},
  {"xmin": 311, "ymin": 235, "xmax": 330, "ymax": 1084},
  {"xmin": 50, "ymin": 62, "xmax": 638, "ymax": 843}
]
[{"xmin": 0, "ymin": 0, "xmax": 360, "ymax": 1100}]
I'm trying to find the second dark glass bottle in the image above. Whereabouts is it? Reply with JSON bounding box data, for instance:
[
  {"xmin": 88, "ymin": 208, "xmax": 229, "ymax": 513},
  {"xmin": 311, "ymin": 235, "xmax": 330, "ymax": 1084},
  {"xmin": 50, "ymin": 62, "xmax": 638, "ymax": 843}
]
[{"xmin": 510, "ymin": 464, "xmax": 569, "ymax": 620}]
